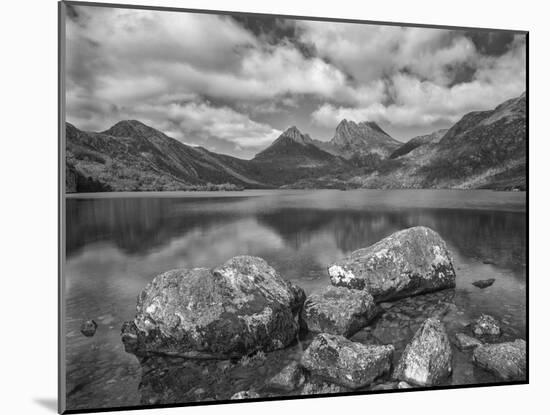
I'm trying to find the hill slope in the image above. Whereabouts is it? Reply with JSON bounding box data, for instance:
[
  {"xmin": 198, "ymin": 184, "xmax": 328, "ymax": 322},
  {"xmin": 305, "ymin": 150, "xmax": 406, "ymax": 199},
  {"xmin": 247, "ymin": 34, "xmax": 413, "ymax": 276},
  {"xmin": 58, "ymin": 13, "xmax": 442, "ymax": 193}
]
[
  {"xmin": 65, "ymin": 93, "xmax": 526, "ymax": 192},
  {"xmin": 66, "ymin": 120, "xmax": 266, "ymax": 192},
  {"xmin": 390, "ymin": 129, "xmax": 448, "ymax": 159},
  {"xmin": 421, "ymin": 93, "xmax": 526, "ymax": 188}
]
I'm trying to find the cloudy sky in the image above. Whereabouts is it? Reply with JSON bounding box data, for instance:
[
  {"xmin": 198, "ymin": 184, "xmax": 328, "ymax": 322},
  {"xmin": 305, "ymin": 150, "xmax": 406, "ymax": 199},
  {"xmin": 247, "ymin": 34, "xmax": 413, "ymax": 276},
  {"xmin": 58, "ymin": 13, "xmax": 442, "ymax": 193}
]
[{"xmin": 65, "ymin": 4, "xmax": 526, "ymax": 159}]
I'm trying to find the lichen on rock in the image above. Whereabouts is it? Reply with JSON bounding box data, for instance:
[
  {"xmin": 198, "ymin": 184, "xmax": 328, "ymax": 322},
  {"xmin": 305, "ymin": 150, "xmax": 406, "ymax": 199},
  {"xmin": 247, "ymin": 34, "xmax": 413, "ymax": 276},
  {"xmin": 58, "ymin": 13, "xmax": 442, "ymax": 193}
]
[
  {"xmin": 472, "ymin": 339, "xmax": 526, "ymax": 381},
  {"xmin": 301, "ymin": 286, "xmax": 378, "ymax": 337},
  {"xmin": 393, "ymin": 318, "xmax": 452, "ymax": 386},
  {"xmin": 301, "ymin": 333, "xmax": 394, "ymax": 389},
  {"xmin": 121, "ymin": 256, "xmax": 306, "ymax": 359},
  {"xmin": 328, "ymin": 226, "xmax": 456, "ymax": 302},
  {"xmin": 472, "ymin": 314, "xmax": 501, "ymax": 340}
]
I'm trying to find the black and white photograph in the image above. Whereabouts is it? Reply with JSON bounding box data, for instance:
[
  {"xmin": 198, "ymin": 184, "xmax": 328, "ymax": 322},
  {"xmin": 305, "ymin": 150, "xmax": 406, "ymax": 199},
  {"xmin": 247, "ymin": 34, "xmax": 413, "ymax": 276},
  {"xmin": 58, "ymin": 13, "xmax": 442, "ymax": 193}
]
[{"xmin": 60, "ymin": 1, "xmax": 527, "ymax": 413}]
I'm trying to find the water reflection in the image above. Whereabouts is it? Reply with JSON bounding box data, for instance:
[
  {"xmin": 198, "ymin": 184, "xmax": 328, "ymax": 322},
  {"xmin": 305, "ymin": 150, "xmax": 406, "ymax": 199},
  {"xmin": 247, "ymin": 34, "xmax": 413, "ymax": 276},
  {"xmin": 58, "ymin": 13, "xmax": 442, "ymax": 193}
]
[{"xmin": 64, "ymin": 190, "xmax": 526, "ymax": 410}]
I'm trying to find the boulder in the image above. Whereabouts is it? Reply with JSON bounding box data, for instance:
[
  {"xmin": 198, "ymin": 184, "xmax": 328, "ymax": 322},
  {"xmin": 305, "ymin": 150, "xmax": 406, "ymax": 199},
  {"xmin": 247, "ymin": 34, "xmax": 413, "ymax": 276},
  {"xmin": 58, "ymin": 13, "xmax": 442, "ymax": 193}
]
[
  {"xmin": 393, "ymin": 318, "xmax": 452, "ymax": 386},
  {"xmin": 301, "ymin": 286, "xmax": 378, "ymax": 337},
  {"xmin": 230, "ymin": 390, "xmax": 260, "ymax": 400},
  {"xmin": 266, "ymin": 361, "xmax": 305, "ymax": 391},
  {"xmin": 328, "ymin": 227, "xmax": 456, "ymax": 302},
  {"xmin": 121, "ymin": 256, "xmax": 306, "ymax": 359},
  {"xmin": 301, "ymin": 333, "xmax": 394, "ymax": 389},
  {"xmin": 472, "ymin": 339, "xmax": 526, "ymax": 381},
  {"xmin": 80, "ymin": 320, "xmax": 98, "ymax": 337},
  {"xmin": 454, "ymin": 333, "xmax": 483, "ymax": 351},
  {"xmin": 472, "ymin": 278, "xmax": 495, "ymax": 289},
  {"xmin": 472, "ymin": 314, "xmax": 501, "ymax": 340}
]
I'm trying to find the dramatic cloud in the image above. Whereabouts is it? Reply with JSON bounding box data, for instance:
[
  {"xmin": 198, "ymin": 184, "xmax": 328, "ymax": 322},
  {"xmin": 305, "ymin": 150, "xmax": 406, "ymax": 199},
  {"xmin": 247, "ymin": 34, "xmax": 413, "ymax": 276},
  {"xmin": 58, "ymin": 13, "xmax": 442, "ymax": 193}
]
[
  {"xmin": 306, "ymin": 25, "xmax": 526, "ymax": 138},
  {"xmin": 65, "ymin": 5, "xmax": 526, "ymax": 156},
  {"xmin": 297, "ymin": 23, "xmax": 480, "ymax": 85}
]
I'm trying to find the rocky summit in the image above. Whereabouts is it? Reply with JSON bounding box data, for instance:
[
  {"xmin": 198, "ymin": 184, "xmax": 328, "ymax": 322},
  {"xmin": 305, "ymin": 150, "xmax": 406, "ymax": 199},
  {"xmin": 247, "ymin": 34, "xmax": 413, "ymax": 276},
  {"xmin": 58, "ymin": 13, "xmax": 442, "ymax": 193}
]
[
  {"xmin": 393, "ymin": 318, "xmax": 452, "ymax": 386},
  {"xmin": 301, "ymin": 286, "xmax": 378, "ymax": 337},
  {"xmin": 301, "ymin": 333, "xmax": 394, "ymax": 389},
  {"xmin": 253, "ymin": 126, "xmax": 339, "ymax": 168},
  {"xmin": 329, "ymin": 119, "xmax": 402, "ymax": 159},
  {"xmin": 328, "ymin": 226, "xmax": 456, "ymax": 302},
  {"xmin": 121, "ymin": 256, "xmax": 305, "ymax": 359}
]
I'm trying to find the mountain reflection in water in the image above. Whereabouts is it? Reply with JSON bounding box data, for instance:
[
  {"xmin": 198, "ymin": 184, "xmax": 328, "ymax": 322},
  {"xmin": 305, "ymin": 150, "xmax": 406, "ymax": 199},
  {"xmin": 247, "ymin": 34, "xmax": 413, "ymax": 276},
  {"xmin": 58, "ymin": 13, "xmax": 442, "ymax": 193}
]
[{"xmin": 64, "ymin": 189, "xmax": 526, "ymax": 410}]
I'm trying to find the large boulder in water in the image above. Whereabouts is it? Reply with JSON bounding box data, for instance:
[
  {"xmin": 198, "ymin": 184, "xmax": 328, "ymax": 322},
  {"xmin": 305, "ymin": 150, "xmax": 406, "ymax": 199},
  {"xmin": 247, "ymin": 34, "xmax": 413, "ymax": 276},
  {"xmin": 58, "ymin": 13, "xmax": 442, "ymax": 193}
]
[
  {"xmin": 472, "ymin": 339, "xmax": 526, "ymax": 381},
  {"xmin": 393, "ymin": 318, "xmax": 452, "ymax": 386},
  {"xmin": 121, "ymin": 256, "xmax": 305, "ymax": 359},
  {"xmin": 328, "ymin": 226, "xmax": 456, "ymax": 302},
  {"xmin": 301, "ymin": 333, "xmax": 394, "ymax": 389},
  {"xmin": 301, "ymin": 286, "xmax": 378, "ymax": 337}
]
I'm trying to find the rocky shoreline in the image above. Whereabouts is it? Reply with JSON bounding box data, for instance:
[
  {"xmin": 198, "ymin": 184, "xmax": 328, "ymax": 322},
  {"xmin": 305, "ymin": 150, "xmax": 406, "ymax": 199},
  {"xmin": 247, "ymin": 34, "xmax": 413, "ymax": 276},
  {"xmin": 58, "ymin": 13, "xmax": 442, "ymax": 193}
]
[{"xmin": 118, "ymin": 226, "xmax": 526, "ymax": 404}]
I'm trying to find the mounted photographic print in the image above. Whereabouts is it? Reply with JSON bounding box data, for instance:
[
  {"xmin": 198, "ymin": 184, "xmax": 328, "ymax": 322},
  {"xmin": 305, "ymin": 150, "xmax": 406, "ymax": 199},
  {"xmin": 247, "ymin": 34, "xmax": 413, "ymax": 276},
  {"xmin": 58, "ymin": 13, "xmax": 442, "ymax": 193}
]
[{"xmin": 58, "ymin": 1, "xmax": 528, "ymax": 413}]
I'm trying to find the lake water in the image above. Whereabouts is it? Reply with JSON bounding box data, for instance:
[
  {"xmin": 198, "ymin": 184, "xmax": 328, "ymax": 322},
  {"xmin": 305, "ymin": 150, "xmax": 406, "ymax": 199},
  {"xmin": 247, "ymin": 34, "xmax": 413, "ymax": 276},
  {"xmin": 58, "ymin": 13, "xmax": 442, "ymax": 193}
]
[{"xmin": 64, "ymin": 189, "xmax": 527, "ymax": 410}]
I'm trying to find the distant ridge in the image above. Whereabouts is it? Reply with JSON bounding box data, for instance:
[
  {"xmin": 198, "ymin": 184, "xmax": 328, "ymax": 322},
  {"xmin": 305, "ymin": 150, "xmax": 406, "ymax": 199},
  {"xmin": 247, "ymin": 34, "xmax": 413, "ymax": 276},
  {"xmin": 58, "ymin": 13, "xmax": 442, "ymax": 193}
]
[
  {"xmin": 66, "ymin": 120, "xmax": 267, "ymax": 192},
  {"xmin": 66, "ymin": 92, "xmax": 526, "ymax": 192},
  {"xmin": 285, "ymin": 92, "xmax": 526, "ymax": 190}
]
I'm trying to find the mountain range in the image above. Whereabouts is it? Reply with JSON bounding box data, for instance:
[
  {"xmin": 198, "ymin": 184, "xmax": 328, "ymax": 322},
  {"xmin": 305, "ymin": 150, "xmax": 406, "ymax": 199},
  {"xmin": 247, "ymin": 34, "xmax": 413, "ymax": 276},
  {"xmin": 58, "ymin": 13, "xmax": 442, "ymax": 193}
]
[{"xmin": 65, "ymin": 92, "xmax": 526, "ymax": 192}]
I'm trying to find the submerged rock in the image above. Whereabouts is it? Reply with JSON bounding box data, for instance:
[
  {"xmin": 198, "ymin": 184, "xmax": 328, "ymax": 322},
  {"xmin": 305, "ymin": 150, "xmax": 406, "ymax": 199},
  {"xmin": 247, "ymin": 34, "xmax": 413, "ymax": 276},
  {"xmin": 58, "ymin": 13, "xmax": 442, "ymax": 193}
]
[
  {"xmin": 301, "ymin": 286, "xmax": 378, "ymax": 337},
  {"xmin": 266, "ymin": 361, "xmax": 305, "ymax": 391},
  {"xmin": 301, "ymin": 380, "xmax": 346, "ymax": 395},
  {"xmin": 472, "ymin": 278, "xmax": 496, "ymax": 289},
  {"xmin": 301, "ymin": 333, "xmax": 394, "ymax": 389},
  {"xmin": 80, "ymin": 320, "xmax": 98, "ymax": 337},
  {"xmin": 394, "ymin": 318, "xmax": 452, "ymax": 386},
  {"xmin": 230, "ymin": 390, "xmax": 260, "ymax": 400},
  {"xmin": 472, "ymin": 314, "xmax": 501, "ymax": 340},
  {"xmin": 121, "ymin": 256, "xmax": 305, "ymax": 359},
  {"xmin": 328, "ymin": 226, "xmax": 456, "ymax": 302},
  {"xmin": 454, "ymin": 333, "xmax": 483, "ymax": 351},
  {"xmin": 370, "ymin": 290, "xmax": 455, "ymax": 348},
  {"xmin": 472, "ymin": 339, "xmax": 526, "ymax": 381},
  {"xmin": 370, "ymin": 381, "xmax": 398, "ymax": 391}
]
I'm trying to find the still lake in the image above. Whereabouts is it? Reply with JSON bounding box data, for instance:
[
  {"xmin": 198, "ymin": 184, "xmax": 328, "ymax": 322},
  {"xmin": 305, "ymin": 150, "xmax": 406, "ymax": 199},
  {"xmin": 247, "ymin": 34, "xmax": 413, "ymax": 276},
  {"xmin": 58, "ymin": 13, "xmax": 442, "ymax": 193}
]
[{"xmin": 64, "ymin": 189, "xmax": 527, "ymax": 410}]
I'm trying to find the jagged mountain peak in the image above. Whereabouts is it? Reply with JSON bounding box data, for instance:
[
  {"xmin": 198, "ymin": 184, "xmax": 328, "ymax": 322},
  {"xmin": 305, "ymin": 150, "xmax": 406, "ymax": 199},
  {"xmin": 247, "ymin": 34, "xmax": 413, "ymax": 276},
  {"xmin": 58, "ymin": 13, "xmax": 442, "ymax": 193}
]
[
  {"xmin": 335, "ymin": 119, "xmax": 385, "ymax": 132},
  {"xmin": 253, "ymin": 125, "xmax": 336, "ymax": 165},
  {"xmin": 362, "ymin": 121, "xmax": 387, "ymax": 134},
  {"xmin": 283, "ymin": 125, "xmax": 302, "ymax": 136},
  {"xmin": 330, "ymin": 118, "xmax": 400, "ymax": 157},
  {"xmin": 275, "ymin": 125, "xmax": 314, "ymax": 145}
]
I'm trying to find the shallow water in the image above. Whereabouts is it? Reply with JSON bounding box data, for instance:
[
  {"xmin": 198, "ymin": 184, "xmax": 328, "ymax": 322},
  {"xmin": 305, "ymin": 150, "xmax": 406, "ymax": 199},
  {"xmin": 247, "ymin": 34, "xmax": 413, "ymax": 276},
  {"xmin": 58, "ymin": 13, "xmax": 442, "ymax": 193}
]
[{"xmin": 64, "ymin": 189, "xmax": 526, "ymax": 410}]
